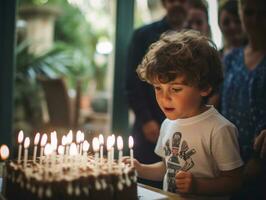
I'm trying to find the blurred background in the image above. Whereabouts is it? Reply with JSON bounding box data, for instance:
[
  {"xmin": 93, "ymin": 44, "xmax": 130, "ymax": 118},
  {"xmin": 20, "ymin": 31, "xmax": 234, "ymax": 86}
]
[{"xmin": 2, "ymin": 0, "xmax": 222, "ymax": 144}]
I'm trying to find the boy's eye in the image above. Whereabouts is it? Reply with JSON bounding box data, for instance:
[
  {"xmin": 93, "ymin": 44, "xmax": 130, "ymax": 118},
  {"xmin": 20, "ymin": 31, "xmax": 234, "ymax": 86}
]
[
  {"xmin": 172, "ymin": 88, "xmax": 182, "ymax": 92},
  {"xmin": 154, "ymin": 86, "xmax": 161, "ymax": 91}
]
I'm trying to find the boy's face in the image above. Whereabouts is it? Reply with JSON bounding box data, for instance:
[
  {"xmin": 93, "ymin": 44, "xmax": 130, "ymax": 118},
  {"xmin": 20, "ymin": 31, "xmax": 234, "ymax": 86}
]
[{"xmin": 153, "ymin": 76, "xmax": 210, "ymax": 120}]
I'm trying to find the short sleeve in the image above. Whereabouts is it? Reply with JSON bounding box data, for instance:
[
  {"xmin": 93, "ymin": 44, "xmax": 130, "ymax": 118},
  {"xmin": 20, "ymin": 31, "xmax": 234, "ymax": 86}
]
[
  {"xmin": 211, "ymin": 125, "xmax": 244, "ymax": 171},
  {"xmin": 155, "ymin": 120, "xmax": 168, "ymax": 158}
]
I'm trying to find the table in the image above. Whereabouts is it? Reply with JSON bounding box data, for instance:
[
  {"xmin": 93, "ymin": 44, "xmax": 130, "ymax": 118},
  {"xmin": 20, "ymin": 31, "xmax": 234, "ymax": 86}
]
[{"xmin": 138, "ymin": 183, "xmax": 183, "ymax": 200}]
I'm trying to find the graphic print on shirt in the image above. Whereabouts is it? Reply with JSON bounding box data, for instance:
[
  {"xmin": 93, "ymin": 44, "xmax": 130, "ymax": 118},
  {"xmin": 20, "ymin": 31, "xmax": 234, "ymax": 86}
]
[{"xmin": 165, "ymin": 132, "xmax": 196, "ymax": 193}]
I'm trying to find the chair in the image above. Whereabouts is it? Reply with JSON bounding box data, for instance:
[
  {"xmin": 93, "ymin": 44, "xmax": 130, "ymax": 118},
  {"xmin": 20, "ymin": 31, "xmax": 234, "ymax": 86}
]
[{"xmin": 37, "ymin": 76, "xmax": 81, "ymax": 129}]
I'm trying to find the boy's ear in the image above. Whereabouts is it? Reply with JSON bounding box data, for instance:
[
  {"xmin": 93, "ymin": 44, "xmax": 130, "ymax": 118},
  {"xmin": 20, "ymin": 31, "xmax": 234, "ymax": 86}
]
[{"xmin": 200, "ymin": 86, "xmax": 212, "ymax": 97}]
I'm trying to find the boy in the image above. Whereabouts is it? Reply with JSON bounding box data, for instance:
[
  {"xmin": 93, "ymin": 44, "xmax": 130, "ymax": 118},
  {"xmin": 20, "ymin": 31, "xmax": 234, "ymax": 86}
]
[{"xmin": 126, "ymin": 30, "xmax": 243, "ymax": 199}]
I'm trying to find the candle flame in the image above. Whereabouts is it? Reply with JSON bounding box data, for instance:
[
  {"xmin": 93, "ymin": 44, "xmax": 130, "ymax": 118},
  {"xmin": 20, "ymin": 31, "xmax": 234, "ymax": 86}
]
[
  {"xmin": 83, "ymin": 140, "xmax": 90, "ymax": 152},
  {"xmin": 80, "ymin": 132, "xmax": 85, "ymax": 142},
  {"xmin": 24, "ymin": 137, "xmax": 30, "ymax": 149},
  {"xmin": 51, "ymin": 131, "xmax": 57, "ymax": 141},
  {"xmin": 0, "ymin": 144, "xmax": 10, "ymax": 160},
  {"xmin": 51, "ymin": 138, "xmax": 58, "ymax": 151},
  {"xmin": 34, "ymin": 132, "xmax": 40, "ymax": 145},
  {"xmin": 67, "ymin": 130, "xmax": 73, "ymax": 144},
  {"xmin": 76, "ymin": 130, "xmax": 82, "ymax": 143},
  {"xmin": 128, "ymin": 136, "xmax": 134, "ymax": 149},
  {"xmin": 99, "ymin": 134, "xmax": 104, "ymax": 145},
  {"xmin": 62, "ymin": 135, "xmax": 67, "ymax": 146},
  {"xmin": 18, "ymin": 130, "xmax": 24, "ymax": 144},
  {"xmin": 41, "ymin": 134, "xmax": 48, "ymax": 147},
  {"xmin": 107, "ymin": 136, "xmax": 112, "ymax": 151},
  {"xmin": 58, "ymin": 145, "xmax": 64, "ymax": 155},
  {"xmin": 117, "ymin": 136, "xmax": 123, "ymax": 150},
  {"xmin": 111, "ymin": 134, "xmax": 115, "ymax": 146},
  {"xmin": 69, "ymin": 143, "xmax": 78, "ymax": 156},
  {"xmin": 44, "ymin": 143, "xmax": 52, "ymax": 156},
  {"xmin": 92, "ymin": 137, "xmax": 100, "ymax": 152}
]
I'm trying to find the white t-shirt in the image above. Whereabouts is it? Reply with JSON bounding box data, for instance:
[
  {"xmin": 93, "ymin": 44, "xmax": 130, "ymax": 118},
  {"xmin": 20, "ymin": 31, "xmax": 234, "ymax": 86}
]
[{"xmin": 155, "ymin": 106, "xmax": 243, "ymax": 200}]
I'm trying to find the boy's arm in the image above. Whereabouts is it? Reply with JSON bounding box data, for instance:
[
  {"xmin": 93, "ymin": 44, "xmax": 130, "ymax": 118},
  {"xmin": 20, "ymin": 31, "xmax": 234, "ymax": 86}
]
[
  {"xmin": 176, "ymin": 167, "xmax": 243, "ymax": 195},
  {"xmin": 137, "ymin": 161, "xmax": 166, "ymax": 181},
  {"xmin": 123, "ymin": 156, "xmax": 166, "ymax": 181}
]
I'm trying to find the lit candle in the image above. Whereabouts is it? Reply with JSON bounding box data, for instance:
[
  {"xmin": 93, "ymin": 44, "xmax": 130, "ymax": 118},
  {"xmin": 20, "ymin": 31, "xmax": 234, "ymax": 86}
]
[
  {"xmin": 69, "ymin": 143, "xmax": 78, "ymax": 169},
  {"xmin": 92, "ymin": 137, "xmax": 100, "ymax": 174},
  {"xmin": 33, "ymin": 132, "xmax": 40, "ymax": 163},
  {"xmin": 82, "ymin": 140, "xmax": 90, "ymax": 168},
  {"xmin": 117, "ymin": 136, "xmax": 123, "ymax": 168},
  {"xmin": 111, "ymin": 134, "xmax": 115, "ymax": 164},
  {"xmin": 0, "ymin": 144, "xmax": 10, "ymax": 161},
  {"xmin": 128, "ymin": 136, "xmax": 134, "ymax": 167},
  {"xmin": 99, "ymin": 134, "xmax": 104, "ymax": 164},
  {"xmin": 106, "ymin": 136, "xmax": 112, "ymax": 171},
  {"xmin": 44, "ymin": 143, "xmax": 52, "ymax": 173},
  {"xmin": 80, "ymin": 132, "xmax": 85, "ymax": 155},
  {"xmin": 40, "ymin": 134, "xmax": 48, "ymax": 164},
  {"xmin": 17, "ymin": 130, "xmax": 24, "ymax": 164},
  {"xmin": 76, "ymin": 130, "xmax": 82, "ymax": 154},
  {"xmin": 61, "ymin": 135, "xmax": 67, "ymax": 163},
  {"xmin": 23, "ymin": 137, "xmax": 30, "ymax": 168},
  {"xmin": 66, "ymin": 130, "xmax": 73, "ymax": 156},
  {"xmin": 51, "ymin": 131, "xmax": 58, "ymax": 165},
  {"xmin": 58, "ymin": 145, "xmax": 64, "ymax": 165}
]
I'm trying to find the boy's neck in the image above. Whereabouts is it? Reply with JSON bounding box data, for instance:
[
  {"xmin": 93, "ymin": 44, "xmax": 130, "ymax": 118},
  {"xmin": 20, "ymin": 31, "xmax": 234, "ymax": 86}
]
[{"xmin": 181, "ymin": 105, "xmax": 210, "ymax": 119}]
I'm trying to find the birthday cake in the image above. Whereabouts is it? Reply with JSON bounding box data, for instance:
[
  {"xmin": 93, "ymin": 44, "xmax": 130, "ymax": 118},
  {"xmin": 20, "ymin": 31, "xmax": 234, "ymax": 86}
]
[{"xmin": 4, "ymin": 158, "xmax": 137, "ymax": 200}]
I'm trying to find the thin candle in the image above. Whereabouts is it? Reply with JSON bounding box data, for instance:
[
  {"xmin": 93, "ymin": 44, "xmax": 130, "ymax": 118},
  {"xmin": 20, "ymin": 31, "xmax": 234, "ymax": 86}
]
[
  {"xmin": 92, "ymin": 137, "xmax": 100, "ymax": 174},
  {"xmin": 23, "ymin": 137, "xmax": 30, "ymax": 168},
  {"xmin": 33, "ymin": 132, "xmax": 40, "ymax": 163},
  {"xmin": 117, "ymin": 136, "xmax": 123, "ymax": 168},
  {"xmin": 58, "ymin": 145, "xmax": 64, "ymax": 165},
  {"xmin": 106, "ymin": 136, "xmax": 112, "ymax": 171},
  {"xmin": 128, "ymin": 136, "xmax": 134, "ymax": 167},
  {"xmin": 80, "ymin": 132, "xmax": 85, "ymax": 155},
  {"xmin": 17, "ymin": 130, "xmax": 24, "ymax": 164},
  {"xmin": 82, "ymin": 140, "xmax": 90, "ymax": 168},
  {"xmin": 76, "ymin": 130, "xmax": 82, "ymax": 154},
  {"xmin": 40, "ymin": 134, "xmax": 48, "ymax": 164},
  {"xmin": 111, "ymin": 134, "xmax": 115, "ymax": 163},
  {"xmin": 99, "ymin": 134, "xmax": 104, "ymax": 164},
  {"xmin": 69, "ymin": 143, "xmax": 78, "ymax": 169}
]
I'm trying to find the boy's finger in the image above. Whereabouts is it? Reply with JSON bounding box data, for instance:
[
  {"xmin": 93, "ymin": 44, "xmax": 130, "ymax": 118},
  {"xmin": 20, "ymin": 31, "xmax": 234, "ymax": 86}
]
[{"xmin": 175, "ymin": 171, "xmax": 187, "ymax": 179}]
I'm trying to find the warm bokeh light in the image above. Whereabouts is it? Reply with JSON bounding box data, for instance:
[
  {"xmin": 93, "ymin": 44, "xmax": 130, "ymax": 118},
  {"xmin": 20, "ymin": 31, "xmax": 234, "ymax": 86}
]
[{"xmin": 0, "ymin": 144, "xmax": 10, "ymax": 160}]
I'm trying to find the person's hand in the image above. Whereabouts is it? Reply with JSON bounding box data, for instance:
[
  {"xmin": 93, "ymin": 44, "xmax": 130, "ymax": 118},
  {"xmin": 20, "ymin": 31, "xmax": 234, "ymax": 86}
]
[
  {"xmin": 254, "ymin": 129, "xmax": 266, "ymax": 159},
  {"xmin": 175, "ymin": 171, "xmax": 195, "ymax": 194},
  {"xmin": 142, "ymin": 120, "xmax": 160, "ymax": 144},
  {"xmin": 122, "ymin": 156, "xmax": 141, "ymax": 171}
]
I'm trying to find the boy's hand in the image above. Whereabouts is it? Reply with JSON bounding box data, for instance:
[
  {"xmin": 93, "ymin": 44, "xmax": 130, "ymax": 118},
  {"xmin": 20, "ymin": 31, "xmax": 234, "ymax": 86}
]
[
  {"xmin": 142, "ymin": 120, "xmax": 160, "ymax": 144},
  {"xmin": 175, "ymin": 171, "xmax": 195, "ymax": 194},
  {"xmin": 122, "ymin": 156, "xmax": 141, "ymax": 171}
]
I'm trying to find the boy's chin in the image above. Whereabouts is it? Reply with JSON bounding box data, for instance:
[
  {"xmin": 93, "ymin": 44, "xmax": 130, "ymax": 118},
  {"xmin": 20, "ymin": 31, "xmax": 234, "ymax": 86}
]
[{"xmin": 166, "ymin": 115, "xmax": 179, "ymax": 120}]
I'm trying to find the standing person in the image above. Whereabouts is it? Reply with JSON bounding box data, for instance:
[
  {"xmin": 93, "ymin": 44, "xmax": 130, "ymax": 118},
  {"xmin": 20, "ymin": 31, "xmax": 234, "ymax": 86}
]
[
  {"xmin": 221, "ymin": 0, "xmax": 266, "ymax": 198},
  {"xmin": 185, "ymin": 0, "xmax": 211, "ymax": 37},
  {"xmin": 218, "ymin": 0, "xmax": 246, "ymax": 58},
  {"xmin": 124, "ymin": 30, "xmax": 243, "ymax": 200},
  {"xmin": 125, "ymin": 0, "xmax": 190, "ymax": 188}
]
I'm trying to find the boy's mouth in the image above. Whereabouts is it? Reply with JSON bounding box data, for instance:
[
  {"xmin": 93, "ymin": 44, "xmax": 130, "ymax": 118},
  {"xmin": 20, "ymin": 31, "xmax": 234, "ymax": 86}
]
[{"xmin": 164, "ymin": 107, "xmax": 175, "ymax": 112}]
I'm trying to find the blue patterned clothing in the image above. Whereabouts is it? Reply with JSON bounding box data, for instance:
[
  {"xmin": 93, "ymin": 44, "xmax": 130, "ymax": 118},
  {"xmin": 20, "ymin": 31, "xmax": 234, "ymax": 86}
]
[{"xmin": 221, "ymin": 48, "xmax": 266, "ymax": 162}]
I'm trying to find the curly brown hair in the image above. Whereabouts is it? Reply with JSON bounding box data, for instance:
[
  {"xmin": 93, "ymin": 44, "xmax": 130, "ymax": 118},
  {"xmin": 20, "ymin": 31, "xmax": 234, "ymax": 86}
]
[{"xmin": 136, "ymin": 30, "xmax": 223, "ymax": 95}]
